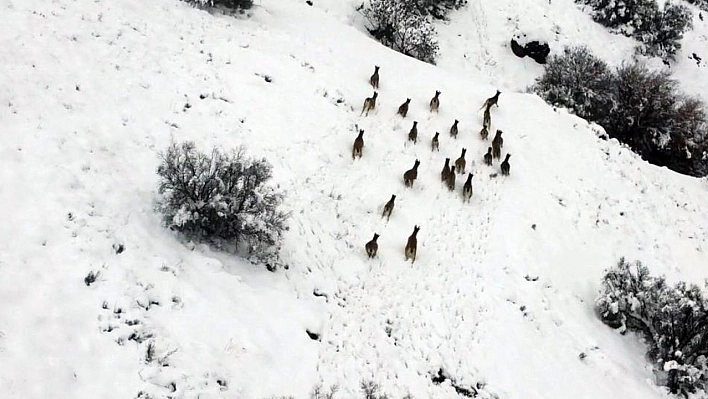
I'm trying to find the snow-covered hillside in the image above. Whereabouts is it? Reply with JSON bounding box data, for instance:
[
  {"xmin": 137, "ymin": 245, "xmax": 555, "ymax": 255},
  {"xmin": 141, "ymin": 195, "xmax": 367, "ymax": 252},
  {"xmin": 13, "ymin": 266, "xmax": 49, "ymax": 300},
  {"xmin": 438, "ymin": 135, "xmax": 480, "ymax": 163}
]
[{"xmin": 1, "ymin": 0, "xmax": 708, "ymax": 399}]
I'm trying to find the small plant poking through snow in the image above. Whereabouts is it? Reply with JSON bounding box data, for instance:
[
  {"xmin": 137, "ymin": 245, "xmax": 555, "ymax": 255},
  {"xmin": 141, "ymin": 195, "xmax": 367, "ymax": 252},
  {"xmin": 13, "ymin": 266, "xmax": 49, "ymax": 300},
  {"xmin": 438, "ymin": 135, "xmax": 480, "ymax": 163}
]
[
  {"xmin": 362, "ymin": 0, "xmax": 440, "ymax": 64},
  {"xmin": 596, "ymin": 258, "xmax": 708, "ymax": 396},
  {"xmin": 156, "ymin": 141, "xmax": 288, "ymax": 269},
  {"xmin": 84, "ymin": 270, "xmax": 100, "ymax": 286},
  {"xmin": 182, "ymin": 0, "xmax": 253, "ymax": 11}
]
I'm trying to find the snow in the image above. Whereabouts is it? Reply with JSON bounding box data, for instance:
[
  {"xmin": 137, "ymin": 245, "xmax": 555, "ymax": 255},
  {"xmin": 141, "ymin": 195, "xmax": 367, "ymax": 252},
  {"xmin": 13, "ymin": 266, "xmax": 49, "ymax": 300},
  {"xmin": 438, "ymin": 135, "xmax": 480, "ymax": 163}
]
[{"xmin": 1, "ymin": 0, "xmax": 708, "ymax": 398}]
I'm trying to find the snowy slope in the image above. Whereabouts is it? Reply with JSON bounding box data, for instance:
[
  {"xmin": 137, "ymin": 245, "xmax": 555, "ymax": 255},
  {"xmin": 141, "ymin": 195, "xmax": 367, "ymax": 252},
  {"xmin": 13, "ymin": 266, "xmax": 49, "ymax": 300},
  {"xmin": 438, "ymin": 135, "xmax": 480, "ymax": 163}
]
[{"xmin": 1, "ymin": 0, "xmax": 708, "ymax": 399}]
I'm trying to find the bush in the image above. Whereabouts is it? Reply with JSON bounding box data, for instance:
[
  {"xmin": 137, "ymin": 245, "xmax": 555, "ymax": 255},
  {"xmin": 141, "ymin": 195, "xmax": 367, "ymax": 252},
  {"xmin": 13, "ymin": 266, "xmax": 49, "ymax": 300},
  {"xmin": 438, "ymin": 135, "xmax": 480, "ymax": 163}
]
[
  {"xmin": 183, "ymin": 0, "xmax": 253, "ymax": 11},
  {"xmin": 531, "ymin": 46, "xmax": 613, "ymax": 121},
  {"xmin": 576, "ymin": 0, "xmax": 692, "ymax": 61},
  {"xmin": 532, "ymin": 46, "xmax": 708, "ymax": 177},
  {"xmin": 156, "ymin": 141, "xmax": 287, "ymax": 267},
  {"xmin": 415, "ymin": 0, "xmax": 467, "ymax": 20},
  {"xmin": 597, "ymin": 258, "xmax": 708, "ymax": 396},
  {"xmin": 362, "ymin": 0, "xmax": 440, "ymax": 64}
]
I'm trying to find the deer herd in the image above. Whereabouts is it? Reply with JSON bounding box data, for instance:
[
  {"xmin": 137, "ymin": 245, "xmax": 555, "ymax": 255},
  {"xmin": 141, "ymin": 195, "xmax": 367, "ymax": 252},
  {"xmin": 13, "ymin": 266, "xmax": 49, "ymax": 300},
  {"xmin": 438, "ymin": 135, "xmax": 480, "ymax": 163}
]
[{"xmin": 358, "ymin": 65, "xmax": 512, "ymax": 264}]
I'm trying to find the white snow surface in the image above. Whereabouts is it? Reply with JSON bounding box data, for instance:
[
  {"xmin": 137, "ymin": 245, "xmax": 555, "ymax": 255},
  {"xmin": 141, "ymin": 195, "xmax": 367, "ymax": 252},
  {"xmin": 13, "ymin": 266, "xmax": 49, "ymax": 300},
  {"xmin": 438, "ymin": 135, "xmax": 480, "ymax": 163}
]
[{"xmin": 1, "ymin": 0, "xmax": 708, "ymax": 398}]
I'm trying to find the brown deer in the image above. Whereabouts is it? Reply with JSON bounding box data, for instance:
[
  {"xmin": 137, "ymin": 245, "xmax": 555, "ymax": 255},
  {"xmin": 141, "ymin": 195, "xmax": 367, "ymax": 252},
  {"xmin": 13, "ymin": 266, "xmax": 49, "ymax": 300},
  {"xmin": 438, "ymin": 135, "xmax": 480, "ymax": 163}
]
[
  {"xmin": 369, "ymin": 66, "xmax": 380, "ymax": 89},
  {"xmin": 429, "ymin": 90, "xmax": 441, "ymax": 113},
  {"xmin": 404, "ymin": 225, "xmax": 420, "ymax": 263},
  {"xmin": 454, "ymin": 148, "xmax": 467, "ymax": 174},
  {"xmin": 352, "ymin": 129, "xmax": 364, "ymax": 159},
  {"xmin": 408, "ymin": 121, "xmax": 418, "ymax": 144},
  {"xmin": 398, "ymin": 98, "xmax": 411, "ymax": 117},
  {"xmin": 479, "ymin": 125, "xmax": 489, "ymax": 140},
  {"xmin": 483, "ymin": 105, "xmax": 491, "ymax": 130},
  {"xmin": 403, "ymin": 159, "xmax": 420, "ymax": 187},
  {"xmin": 483, "ymin": 147, "xmax": 493, "ymax": 166},
  {"xmin": 450, "ymin": 119, "xmax": 459, "ymax": 139},
  {"xmin": 441, "ymin": 158, "xmax": 451, "ymax": 182},
  {"xmin": 446, "ymin": 166, "xmax": 456, "ymax": 191},
  {"xmin": 500, "ymin": 154, "xmax": 511, "ymax": 176},
  {"xmin": 479, "ymin": 90, "xmax": 501, "ymax": 110},
  {"xmin": 361, "ymin": 92, "xmax": 378, "ymax": 116},
  {"xmin": 431, "ymin": 132, "xmax": 440, "ymax": 152},
  {"xmin": 365, "ymin": 233, "xmax": 380, "ymax": 258},
  {"xmin": 382, "ymin": 194, "xmax": 396, "ymax": 221},
  {"xmin": 462, "ymin": 173, "xmax": 473, "ymax": 202},
  {"xmin": 492, "ymin": 130, "xmax": 503, "ymax": 159}
]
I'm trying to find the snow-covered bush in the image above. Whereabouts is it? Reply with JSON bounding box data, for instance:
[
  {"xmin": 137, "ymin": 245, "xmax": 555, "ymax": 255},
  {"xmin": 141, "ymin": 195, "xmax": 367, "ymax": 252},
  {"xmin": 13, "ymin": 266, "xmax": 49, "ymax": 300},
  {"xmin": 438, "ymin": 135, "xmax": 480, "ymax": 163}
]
[
  {"xmin": 156, "ymin": 141, "xmax": 287, "ymax": 268},
  {"xmin": 362, "ymin": 0, "xmax": 440, "ymax": 64},
  {"xmin": 533, "ymin": 47, "xmax": 708, "ymax": 177},
  {"xmin": 531, "ymin": 46, "xmax": 613, "ymax": 121},
  {"xmin": 182, "ymin": 0, "xmax": 253, "ymax": 11},
  {"xmin": 604, "ymin": 62, "xmax": 707, "ymax": 176},
  {"xmin": 685, "ymin": 0, "xmax": 708, "ymax": 12},
  {"xmin": 597, "ymin": 258, "xmax": 708, "ymax": 395},
  {"xmin": 416, "ymin": 0, "xmax": 467, "ymax": 20},
  {"xmin": 576, "ymin": 0, "xmax": 692, "ymax": 61}
]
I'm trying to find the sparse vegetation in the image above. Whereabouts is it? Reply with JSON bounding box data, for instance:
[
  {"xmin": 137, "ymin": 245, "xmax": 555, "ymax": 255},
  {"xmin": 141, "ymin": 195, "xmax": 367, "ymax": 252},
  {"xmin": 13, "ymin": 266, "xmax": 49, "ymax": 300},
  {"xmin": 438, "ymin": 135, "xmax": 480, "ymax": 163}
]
[
  {"xmin": 182, "ymin": 0, "xmax": 254, "ymax": 11},
  {"xmin": 362, "ymin": 0, "xmax": 440, "ymax": 64},
  {"xmin": 597, "ymin": 258, "xmax": 708, "ymax": 396},
  {"xmin": 533, "ymin": 46, "xmax": 708, "ymax": 177},
  {"xmin": 575, "ymin": 0, "xmax": 693, "ymax": 61},
  {"xmin": 156, "ymin": 141, "xmax": 288, "ymax": 268}
]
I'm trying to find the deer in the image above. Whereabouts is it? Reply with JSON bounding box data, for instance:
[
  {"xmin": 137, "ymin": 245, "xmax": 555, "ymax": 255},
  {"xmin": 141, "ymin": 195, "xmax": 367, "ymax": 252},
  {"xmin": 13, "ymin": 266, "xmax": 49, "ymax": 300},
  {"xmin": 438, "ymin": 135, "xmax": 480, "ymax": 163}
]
[
  {"xmin": 361, "ymin": 91, "xmax": 378, "ymax": 116},
  {"xmin": 365, "ymin": 233, "xmax": 380, "ymax": 258},
  {"xmin": 492, "ymin": 130, "xmax": 503, "ymax": 159},
  {"xmin": 479, "ymin": 125, "xmax": 489, "ymax": 140},
  {"xmin": 441, "ymin": 158, "xmax": 451, "ymax": 182},
  {"xmin": 382, "ymin": 194, "xmax": 396, "ymax": 221},
  {"xmin": 404, "ymin": 225, "xmax": 420, "ymax": 264},
  {"xmin": 431, "ymin": 132, "xmax": 440, "ymax": 152},
  {"xmin": 450, "ymin": 119, "xmax": 459, "ymax": 139},
  {"xmin": 369, "ymin": 65, "xmax": 380, "ymax": 89},
  {"xmin": 462, "ymin": 173, "xmax": 473, "ymax": 202},
  {"xmin": 429, "ymin": 90, "xmax": 441, "ymax": 113},
  {"xmin": 352, "ymin": 129, "xmax": 364, "ymax": 160},
  {"xmin": 454, "ymin": 148, "xmax": 466, "ymax": 174},
  {"xmin": 446, "ymin": 166, "xmax": 456, "ymax": 191},
  {"xmin": 501, "ymin": 154, "xmax": 511, "ymax": 176},
  {"xmin": 408, "ymin": 121, "xmax": 418, "ymax": 144},
  {"xmin": 483, "ymin": 105, "xmax": 491, "ymax": 130},
  {"xmin": 479, "ymin": 90, "xmax": 501, "ymax": 110},
  {"xmin": 483, "ymin": 147, "xmax": 493, "ymax": 166},
  {"xmin": 403, "ymin": 159, "xmax": 421, "ymax": 187},
  {"xmin": 398, "ymin": 98, "xmax": 411, "ymax": 117}
]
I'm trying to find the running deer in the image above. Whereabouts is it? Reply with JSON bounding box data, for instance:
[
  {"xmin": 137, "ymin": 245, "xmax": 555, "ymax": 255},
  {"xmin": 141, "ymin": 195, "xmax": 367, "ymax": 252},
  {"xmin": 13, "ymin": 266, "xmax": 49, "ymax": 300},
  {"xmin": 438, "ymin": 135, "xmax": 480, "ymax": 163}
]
[
  {"xmin": 404, "ymin": 225, "xmax": 420, "ymax": 264},
  {"xmin": 446, "ymin": 166, "xmax": 456, "ymax": 191},
  {"xmin": 462, "ymin": 173, "xmax": 473, "ymax": 202},
  {"xmin": 382, "ymin": 194, "xmax": 396, "ymax": 221},
  {"xmin": 398, "ymin": 98, "xmax": 411, "ymax": 117},
  {"xmin": 365, "ymin": 233, "xmax": 380, "ymax": 258},
  {"xmin": 429, "ymin": 90, "xmax": 441, "ymax": 113},
  {"xmin": 480, "ymin": 90, "xmax": 501, "ymax": 110},
  {"xmin": 361, "ymin": 92, "xmax": 378, "ymax": 116},
  {"xmin": 408, "ymin": 121, "xmax": 418, "ymax": 144},
  {"xmin": 480, "ymin": 125, "xmax": 489, "ymax": 140},
  {"xmin": 501, "ymin": 154, "xmax": 511, "ymax": 176},
  {"xmin": 455, "ymin": 148, "xmax": 467, "ymax": 174},
  {"xmin": 450, "ymin": 119, "xmax": 459, "ymax": 139},
  {"xmin": 441, "ymin": 158, "xmax": 451, "ymax": 182},
  {"xmin": 403, "ymin": 159, "xmax": 421, "ymax": 187},
  {"xmin": 352, "ymin": 129, "xmax": 364, "ymax": 160},
  {"xmin": 483, "ymin": 106, "xmax": 491, "ymax": 130},
  {"xmin": 484, "ymin": 147, "xmax": 493, "ymax": 166},
  {"xmin": 492, "ymin": 130, "xmax": 503, "ymax": 159},
  {"xmin": 369, "ymin": 65, "xmax": 380, "ymax": 89},
  {"xmin": 431, "ymin": 132, "xmax": 440, "ymax": 152}
]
